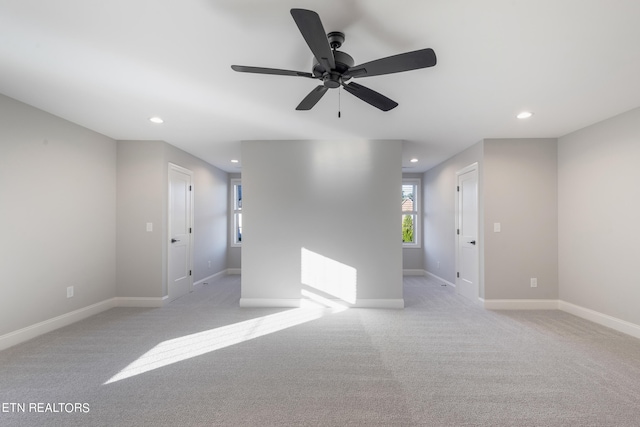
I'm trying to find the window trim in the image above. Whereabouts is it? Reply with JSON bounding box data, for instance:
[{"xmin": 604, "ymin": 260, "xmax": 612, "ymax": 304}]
[
  {"xmin": 402, "ymin": 178, "xmax": 421, "ymax": 248},
  {"xmin": 230, "ymin": 178, "xmax": 242, "ymax": 247}
]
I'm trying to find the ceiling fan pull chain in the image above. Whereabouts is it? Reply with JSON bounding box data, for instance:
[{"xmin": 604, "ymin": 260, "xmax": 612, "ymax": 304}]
[{"xmin": 338, "ymin": 85, "xmax": 341, "ymax": 118}]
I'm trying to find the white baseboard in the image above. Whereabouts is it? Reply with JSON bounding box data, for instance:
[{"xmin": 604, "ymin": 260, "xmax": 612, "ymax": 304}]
[
  {"xmin": 559, "ymin": 301, "xmax": 640, "ymax": 340},
  {"xmin": 115, "ymin": 296, "xmax": 168, "ymax": 308},
  {"xmin": 5, "ymin": 292, "xmax": 636, "ymax": 355},
  {"xmin": 0, "ymin": 294, "xmax": 175, "ymax": 351},
  {"xmin": 239, "ymin": 298, "xmax": 300, "ymax": 308},
  {"xmin": 483, "ymin": 298, "xmax": 640, "ymax": 339},
  {"xmin": 227, "ymin": 268, "xmax": 241, "ymax": 275},
  {"xmin": 193, "ymin": 270, "xmax": 228, "ymax": 288},
  {"xmin": 239, "ymin": 297, "xmax": 405, "ymax": 309},
  {"xmin": 425, "ymin": 270, "xmax": 456, "ymax": 287},
  {"xmin": 0, "ymin": 298, "xmax": 117, "ymax": 352},
  {"xmin": 403, "ymin": 269, "xmax": 425, "ymax": 276},
  {"xmin": 483, "ymin": 299, "xmax": 560, "ymax": 310},
  {"xmin": 352, "ymin": 299, "xmax": 405, "ymax": 309}
]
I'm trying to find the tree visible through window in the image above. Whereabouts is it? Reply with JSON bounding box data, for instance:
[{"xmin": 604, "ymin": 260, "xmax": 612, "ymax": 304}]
[
  {"xmin": 402, "ymin": 214, "xmax": 414, "ymax": 243},
  {"xmin": 402, "ymin": 180, "xmax": 420, "ymax": 246}
]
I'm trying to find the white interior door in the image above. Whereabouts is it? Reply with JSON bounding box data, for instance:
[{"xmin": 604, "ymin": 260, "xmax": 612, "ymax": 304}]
[
  {"xmin": 168, "ymin": 164, "xmax": 193, "ymax": 302},
  {"xmin": 456, "ymin": 164, "xmax": 479, "ymax": 302}
]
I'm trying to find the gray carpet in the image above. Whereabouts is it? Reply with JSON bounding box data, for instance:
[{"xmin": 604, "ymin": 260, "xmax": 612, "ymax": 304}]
[{"xmin": 1, "ymin": 275, "xmax": 640, "ymax": 426}]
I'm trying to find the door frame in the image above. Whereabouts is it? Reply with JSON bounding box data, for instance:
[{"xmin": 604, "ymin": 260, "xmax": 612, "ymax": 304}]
[
  {"xmin": 167, "ymin": 162, "xmax": 194, "ymax": 301},
  {"xmin": 455, "ymin": 162, "xmax": 479, "ymax": 301}
]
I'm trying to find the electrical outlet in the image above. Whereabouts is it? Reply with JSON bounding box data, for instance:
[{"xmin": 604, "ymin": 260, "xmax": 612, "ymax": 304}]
[
  {"xmin": 208, "ymin": 261, "xmax": 211, "ymax": 269},
  {"xmin": 67, "ymin": 286, "xmax": 74, "ymax": 298},
  {"xmin": 437, "ymin": 261, "xmax": 440, "ymax": 269},
  {"xmin": 530, "ymin": 278, "xmax": 538, "ymax": 288}
]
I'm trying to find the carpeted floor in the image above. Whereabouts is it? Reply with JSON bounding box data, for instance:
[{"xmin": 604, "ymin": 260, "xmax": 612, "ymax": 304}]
[{"xmin": 1, "ymin": 275, "xmax": 640, "ymax": 426}]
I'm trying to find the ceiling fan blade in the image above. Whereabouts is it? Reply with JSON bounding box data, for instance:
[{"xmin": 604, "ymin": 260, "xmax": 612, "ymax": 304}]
[
  {"xmin": 347, "ymin": 48, "xmax": 437, "ymax": 78},
  {"xmin": 342, "ymin": 82, "xmax": 398, "ymax": 111},
  {"xmin": 296, "ymin": 86, "xmax": 329, "ymax": 110},
  {"xmin": 231, "ymin": 65, "xmax": 314, "ymax": 78},
  {"xmin": 290, "ymin": 9, "xmax": 335, "ymax": 72}
]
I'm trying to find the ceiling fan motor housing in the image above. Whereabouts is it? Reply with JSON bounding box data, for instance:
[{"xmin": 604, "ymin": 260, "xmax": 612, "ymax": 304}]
[
  {"xmin": 312, "ymin": 32, "xmax": 354, "ymax": 87},
  {"xmin": 313, "ymin": 50, "xmax": 355, "ymax": 86}
]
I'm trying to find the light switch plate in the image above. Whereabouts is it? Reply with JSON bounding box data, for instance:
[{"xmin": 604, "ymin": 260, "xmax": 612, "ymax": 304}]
[
  {"xmin": 494, "ymin": 223, "xmax": 501, "ymax": 232},
  {"xmin": 146, "ymin": 222, "xmax": 153, "ymax": 232}
]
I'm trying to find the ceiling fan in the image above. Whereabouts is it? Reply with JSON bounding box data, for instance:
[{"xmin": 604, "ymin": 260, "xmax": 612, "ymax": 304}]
[{"xmin": 231, "ymin": 8, "xmax": 437, "ymax": 112}]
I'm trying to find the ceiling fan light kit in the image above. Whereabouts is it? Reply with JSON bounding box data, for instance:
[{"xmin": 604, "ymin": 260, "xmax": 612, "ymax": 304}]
[{"xmin": 231, "ymin": 8, "xmax": 437, "ymax": 112}]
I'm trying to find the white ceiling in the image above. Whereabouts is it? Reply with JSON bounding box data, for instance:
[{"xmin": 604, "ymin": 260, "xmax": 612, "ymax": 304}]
[{"xmin": 2, "ymin": 0, "xmax": 640, "ymax": 173}]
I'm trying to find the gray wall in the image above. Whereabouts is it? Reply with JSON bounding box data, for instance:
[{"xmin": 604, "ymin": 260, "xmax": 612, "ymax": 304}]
[
  {"xmin": 558, "ymin": 107, "xmax": 640, "ymax": 325},
  {"xmin": 483, "ymin": 139, "xmax": 558, "ymax": 300},
  {"xmin": 117, "ymin": 140, "xmax": 229, "ymax": 298},
  {"xmin": 117, "ymin": 141, "xmax": 165, "ymax": 298},
  {"xmin": 0, "ymin": 94, "xmax": 228, "ymax": 340},
  {"xmin": 423, "ymin": 142, "xmax": 483, "ymax": 285},
  {"xmin": 0, "ymin": 94, "xmax": 117, "ymax": 335},
  {"xmin": 241, "ymin": 140, "xmax": 403, "ymax": 306}
]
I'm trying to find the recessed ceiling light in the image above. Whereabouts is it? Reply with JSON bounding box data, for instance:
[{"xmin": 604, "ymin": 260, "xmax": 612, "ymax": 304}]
[
  {"xmin": 231, "ymin": 159, "xmax": 239, "ymax": 163},
  {"xmin": 516, "ymin": 111, "xmax": 533, "ymax": 119},
  {"xmin": 149, "ymin": 117, "xmax": 164, "ymax": 124},
  {"xmin": 410, "ymin": 158, "xmax": 419, "ymax": 163}
]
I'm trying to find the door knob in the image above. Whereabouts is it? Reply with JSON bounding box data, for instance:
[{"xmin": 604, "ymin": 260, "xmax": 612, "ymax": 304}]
[
  {"xmin": 469, "ymin": 240, "xmax": 476, "ymax": 245},
  {"xmin": 171, "ymin": 238, "xmax": 180, "ymax": 243}
]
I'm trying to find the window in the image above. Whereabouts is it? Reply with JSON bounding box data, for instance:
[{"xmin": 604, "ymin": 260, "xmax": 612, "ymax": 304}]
[
  {"xmin": 231, "ymin": 179, "xmax": 242, "ymax": 246},
  {"xmin": 402, "ymin": 179, "xmax": 420, "ymax": 247}
]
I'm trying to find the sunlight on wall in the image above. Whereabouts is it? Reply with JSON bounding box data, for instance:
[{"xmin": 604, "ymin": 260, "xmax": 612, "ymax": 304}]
[
  {"xmin": 104, "ymin": 301, "xmax": 343, "ymax": 385},
  {"xmin": 301, "ymin": 248, "xmax": 357, "ymax": 304}
]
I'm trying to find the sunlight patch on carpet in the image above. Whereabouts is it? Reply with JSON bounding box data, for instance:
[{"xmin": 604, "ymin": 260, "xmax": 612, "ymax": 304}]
[{"xmin": 104, "ymin": 301, "xmax": 345, "ymax": 385}]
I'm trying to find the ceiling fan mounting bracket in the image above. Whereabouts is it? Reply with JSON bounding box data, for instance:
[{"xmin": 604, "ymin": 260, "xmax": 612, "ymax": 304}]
[{"xmin": 327, "ymin": 31, "xmax": 345, "ymax": 49}]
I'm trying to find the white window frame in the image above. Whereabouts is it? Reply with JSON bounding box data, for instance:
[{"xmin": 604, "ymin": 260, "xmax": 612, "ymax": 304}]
[
  {"xmin": 230, "ymin": 179, "xmax": 242, "ymax": 247},
  {"xmin": 402, "ymin": 178, "xmax": 421, "ymax": 248}
]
